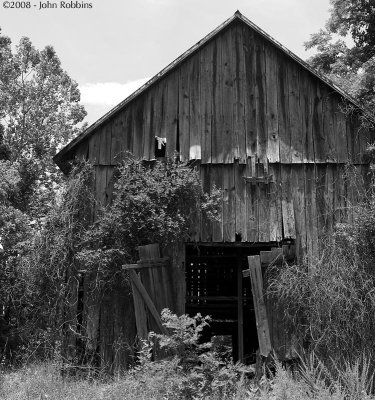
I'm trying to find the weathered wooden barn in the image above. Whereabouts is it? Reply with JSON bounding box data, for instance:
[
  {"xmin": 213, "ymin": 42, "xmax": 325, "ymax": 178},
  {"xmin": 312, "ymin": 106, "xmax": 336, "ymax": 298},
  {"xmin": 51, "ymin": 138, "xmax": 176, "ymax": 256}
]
[{"xmin": 54, "ymin": 11, "xmax": 374, "ymax": 369}]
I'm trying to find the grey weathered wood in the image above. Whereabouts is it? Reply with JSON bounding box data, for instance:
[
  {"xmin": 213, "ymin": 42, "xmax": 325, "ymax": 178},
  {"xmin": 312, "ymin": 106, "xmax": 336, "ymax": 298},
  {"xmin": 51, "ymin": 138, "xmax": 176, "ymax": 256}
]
[
  {"xmin": 128, "ymin": 269, "xmax": 167, "ymax": 335},
  {"xmin": 247, "ymin": 255, "xmax": 272, "ymax": 357}
]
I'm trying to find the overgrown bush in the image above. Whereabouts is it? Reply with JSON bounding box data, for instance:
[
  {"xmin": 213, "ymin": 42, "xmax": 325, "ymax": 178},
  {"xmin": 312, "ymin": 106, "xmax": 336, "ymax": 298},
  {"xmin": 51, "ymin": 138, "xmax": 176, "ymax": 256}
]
[
  {"xmin": 130, "ymin": 309, "xmax": 251, "ymax": 400},
  {"xmin": 1, "ymin": 155, "xmax": 221, "ymax": 367},
  {"xmin": 0, "ymin": 161, "xmax": 95, "ymax": 366},
  {"xmin": 78, "ymin": 155, "xmax": 221, "ymax": 280},
  {"xmin": 268, "ymin": 185, "xmax": 375, "ymax": 370}
]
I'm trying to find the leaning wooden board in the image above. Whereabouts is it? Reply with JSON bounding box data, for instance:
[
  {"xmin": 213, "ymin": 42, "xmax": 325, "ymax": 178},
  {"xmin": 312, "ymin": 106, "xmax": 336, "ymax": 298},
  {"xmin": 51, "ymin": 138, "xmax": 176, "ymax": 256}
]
[{"xmin": 246, "ymin": 255, "xmax": 272, "ymax": 357}]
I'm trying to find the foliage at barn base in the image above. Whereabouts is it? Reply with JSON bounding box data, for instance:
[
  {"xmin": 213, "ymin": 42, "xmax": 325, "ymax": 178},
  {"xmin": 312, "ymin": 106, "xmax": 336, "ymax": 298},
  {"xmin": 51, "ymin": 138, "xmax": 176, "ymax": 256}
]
[
  {"xmin": 75, "ymin": 156, "xmax": 221, "ymax": 370},
  {"xmin": 0, "ymin": 156, "xmax": 221, "ymax": 368}
]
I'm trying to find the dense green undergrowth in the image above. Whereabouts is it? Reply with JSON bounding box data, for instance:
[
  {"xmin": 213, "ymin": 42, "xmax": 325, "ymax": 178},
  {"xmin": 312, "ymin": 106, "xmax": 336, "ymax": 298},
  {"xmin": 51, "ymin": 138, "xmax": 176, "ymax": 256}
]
[
  {"xmin": 2, "ymin": 310, "xmax": 375, "ymax": 400},
  {"xmin": 2, "ymin": 355, "xmax": 375, "ymax": 400}
]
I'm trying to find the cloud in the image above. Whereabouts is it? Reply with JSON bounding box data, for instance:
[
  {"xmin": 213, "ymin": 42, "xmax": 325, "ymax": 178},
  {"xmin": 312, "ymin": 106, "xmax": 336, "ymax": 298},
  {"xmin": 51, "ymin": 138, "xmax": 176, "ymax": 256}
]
[{"xmin": 79, "ymin": 78, "xmax": 150, "ymax": 107}]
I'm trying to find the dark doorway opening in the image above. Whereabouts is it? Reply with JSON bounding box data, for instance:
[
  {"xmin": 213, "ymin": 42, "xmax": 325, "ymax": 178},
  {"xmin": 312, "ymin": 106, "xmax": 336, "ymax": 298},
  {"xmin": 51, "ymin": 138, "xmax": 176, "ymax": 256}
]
[{"xmin": 185, "ymin": 243, "xmax": 274, "ymax": 364}]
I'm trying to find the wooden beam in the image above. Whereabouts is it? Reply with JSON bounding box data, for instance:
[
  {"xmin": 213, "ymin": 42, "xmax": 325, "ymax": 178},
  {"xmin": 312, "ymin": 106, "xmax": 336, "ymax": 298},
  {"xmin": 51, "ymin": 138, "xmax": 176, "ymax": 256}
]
[
  {"xmin": 247, "ymin": 255, "xmax": 272, "ymax": 357},
  {"xmin": 128, "ymin": 269, "xmax": 167, "ymax": 335},
  {"xmin": 122, "ymin": 257, "xmax": 170, "ymax": 270}
]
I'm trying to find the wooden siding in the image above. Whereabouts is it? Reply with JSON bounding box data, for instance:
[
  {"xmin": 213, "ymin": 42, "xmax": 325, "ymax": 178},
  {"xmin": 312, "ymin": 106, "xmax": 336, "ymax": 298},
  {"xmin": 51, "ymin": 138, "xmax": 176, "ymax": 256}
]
[
  {"xmin": 73, "ymin": 21, "xmax": 373, "ymax": 167},
  {"xmin": 90, "ymin": 161, "xmax": 367, "ymax": 260}
]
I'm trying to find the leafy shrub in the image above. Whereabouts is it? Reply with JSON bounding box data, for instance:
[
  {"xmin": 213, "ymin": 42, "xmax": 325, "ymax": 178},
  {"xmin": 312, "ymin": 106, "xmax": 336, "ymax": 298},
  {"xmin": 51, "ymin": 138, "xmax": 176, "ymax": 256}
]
[
  {"xmin": 144, "ymin": 309, "xmax": 251, "ymax": 400},
  {"xmin": 0, "ymin": 161, "xmax": 96, "ymax": 365},
  {"xmin": 78, "ymin": 155, "xmax": 221, "ymax": 280},
  {"xmin": 268, "ymin": 184, "xmax": 375, "ymax": 370}
]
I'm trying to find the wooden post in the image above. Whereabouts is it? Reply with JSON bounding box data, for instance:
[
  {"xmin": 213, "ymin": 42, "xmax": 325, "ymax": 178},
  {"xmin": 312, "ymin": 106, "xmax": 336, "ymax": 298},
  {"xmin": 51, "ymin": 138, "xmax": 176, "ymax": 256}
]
[
  {"xmin": 247, "ymin": 255, "xmax": 272, "ymax": 357},
  {"xmin": 237, "ymin": 251, "xmax": 244, "ymax": 362}
]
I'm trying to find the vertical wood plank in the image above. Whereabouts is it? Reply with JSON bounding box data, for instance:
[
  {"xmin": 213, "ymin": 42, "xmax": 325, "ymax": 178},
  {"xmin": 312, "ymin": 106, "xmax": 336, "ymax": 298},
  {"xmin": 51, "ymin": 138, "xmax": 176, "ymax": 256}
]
[
  {"xmin": 223, "ymin": 164, "xmax": 235, "ymax": 241},
  {"xmin": 268, "ymin": 163, "xmax": 282, "ymax": 242},
  {"xmin": 200, "ymin": 40, "xmax": 214, "ymax": 163},
  {"xmin": 255, "ymin": 35, "xmax": 267, "ymax": 164},
  {"xmin": 234, "ymin": 160, "xmax": 247, "ymax": 242},
  {"xmin": 281, "ymin": 165, "xmax": 296, "ymax": 239},
  {"xmin": 292, "ymin": 165, "xmax": 307, "ymax": 261},
  {"xmin": 158, "ymin": 80, "xmax": 168, "ymax": 142},
  {"xmin": 247, "ymin": 255, "xmax": 272, "ymax": 357},
  {"xmin": 243, "ymin": 26, "xmax": 257, "ymax": 159},
  {"xmin": 130, "ymin": 276, "xmax": 148, "ymax": 340},
  {"xmin": 178, "ymin": 62, "xmax": 190, "ymax": 162},
  {"xmin": 257, "ymin": 164, "xmax": 270, "ymax": 242},
  {"xmin": 132, "ymin": 97, "xmax": 145, "ymax": 159},
  {"xmin": 246, "ymin": 158, "xmax": 258, "ymax": 242},
  {"xmin": 189, "ymin": 54, "xmax": 201, "ymax": 160},
  {"xmin": 233, "ymin": 23, "xmax": 246, "ymax": 163},
  {"xmin": 129, "ymin": 269, "xmax": 167, "ymax": 335},
  {"xmin": 111, "ymin": 113, "xmax": 124, "ymax": 164},
  {"xmin": 265, "ymin": 42, "xmax": 279, "ymax": 163},
  {"xmin": 99, "ymin": 124, "xmax": 111, "ymax": 165},
  {"xmin": 221, "ymin": 27, "xmax": 234, "ymax": 164},
  {"xmin": 300, "ymin": 70, "xmax": 314, "ymax": 162},
  {"xmin": 278, "ymin": 53, "xmax": 291, "ymax": 163},
  {"xmin": 88, "ymin": 130, "xmax": 99, "ymax": 164},
  {"xmin": 212, "ymin": 36, "xmax": 223, "ymax": 163},
  {"xmin": 143, "ymin": 90, "xmax": 155, "ymax": 160},
  {"xmin": 312, "ymin": 81, "xmax": 325, "ymax": 163},
  {"xmin": 165, "ymin": 71, "xmax": 179, "ymax": 157},
  {"xmin": 124, "ymin": 107, "xmax": 133, "ymax": 156},
  {"xmin": 288, "ymin": 63, "xmax": 303, "ymax": 163},
  {"xmin": 323, "ymin": 88, "xmax": 337, "ymax": 163}
]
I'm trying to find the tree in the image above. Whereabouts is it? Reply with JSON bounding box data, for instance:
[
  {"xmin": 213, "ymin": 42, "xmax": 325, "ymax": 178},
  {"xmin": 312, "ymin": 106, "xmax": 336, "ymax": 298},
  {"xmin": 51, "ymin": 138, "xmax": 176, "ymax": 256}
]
[
  {"xmin": 0, "ymin": 29, "xmax": 87, "ymax": 216},
  {"xmin": 0, "ymin": 29, "xmax": 87, "ymax": 364},
  {"xmin": 305, "ymin": 0, "xmax": 375, "ymax": 111},
  {"xmin": 0, "ymin": 30, "xmax": 86, "ymax": 161}
]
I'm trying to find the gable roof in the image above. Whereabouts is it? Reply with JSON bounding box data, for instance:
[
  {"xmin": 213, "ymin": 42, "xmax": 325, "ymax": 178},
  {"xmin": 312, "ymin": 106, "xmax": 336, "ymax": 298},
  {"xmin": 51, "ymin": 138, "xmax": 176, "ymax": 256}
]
[{"xmin": 54, "ymin": 10, "xmax": 372, "ymax": 169}]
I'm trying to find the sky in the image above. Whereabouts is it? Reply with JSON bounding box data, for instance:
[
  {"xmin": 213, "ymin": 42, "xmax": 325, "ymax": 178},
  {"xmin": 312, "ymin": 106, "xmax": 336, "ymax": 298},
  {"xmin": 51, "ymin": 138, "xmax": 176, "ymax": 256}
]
[{"xmin": 1, "ymin": 0, "xmax": 332, "ymax": 125}]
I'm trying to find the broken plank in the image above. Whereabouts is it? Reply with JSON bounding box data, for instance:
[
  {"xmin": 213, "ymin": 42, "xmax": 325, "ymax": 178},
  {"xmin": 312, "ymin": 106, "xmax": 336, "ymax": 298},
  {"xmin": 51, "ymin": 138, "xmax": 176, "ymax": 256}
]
[
  {"xmin": 128, "ymin": 269, "xmax": 167, "ymax": 335},
  {"xmin": 248, "ymin": 255, "xmax": 272, "ymax": 357}
]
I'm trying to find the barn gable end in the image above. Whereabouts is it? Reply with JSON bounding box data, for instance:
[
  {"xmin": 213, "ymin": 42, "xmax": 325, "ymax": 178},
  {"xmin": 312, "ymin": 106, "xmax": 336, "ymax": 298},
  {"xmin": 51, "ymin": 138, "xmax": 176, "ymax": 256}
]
[
  {"xmin": 54, "ymin": 12, "xmax": 375, "ymax": 369},
  {"xmin": 55, "ymin": 12, "xmax": 373, "ymax": 172}
]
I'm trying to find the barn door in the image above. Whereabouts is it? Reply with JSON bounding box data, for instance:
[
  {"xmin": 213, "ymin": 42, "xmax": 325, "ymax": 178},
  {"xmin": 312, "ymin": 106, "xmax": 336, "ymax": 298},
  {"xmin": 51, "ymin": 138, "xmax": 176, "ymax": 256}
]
[{"xmin": 124, "ymin": 244, "xmax": 175, "ymax": 339}]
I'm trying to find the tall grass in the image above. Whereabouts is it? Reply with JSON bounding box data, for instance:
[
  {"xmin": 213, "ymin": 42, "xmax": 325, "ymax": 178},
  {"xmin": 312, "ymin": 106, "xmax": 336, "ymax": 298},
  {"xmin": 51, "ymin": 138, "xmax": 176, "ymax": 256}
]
[
  {"xmin": 267, "ymin": 182, "xmax": 375, "ymax": 370},
  {"xmin": 2, "ymin": 355, "xmax": 375, "ymax": 400}
]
